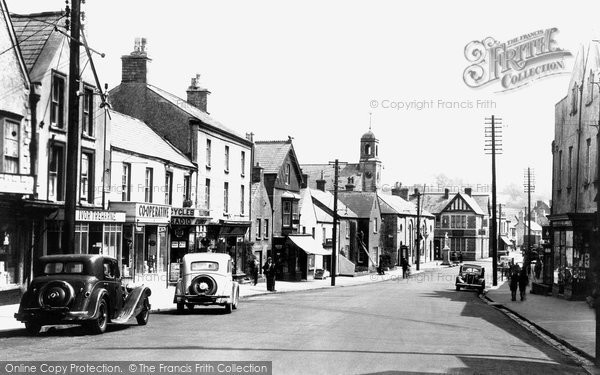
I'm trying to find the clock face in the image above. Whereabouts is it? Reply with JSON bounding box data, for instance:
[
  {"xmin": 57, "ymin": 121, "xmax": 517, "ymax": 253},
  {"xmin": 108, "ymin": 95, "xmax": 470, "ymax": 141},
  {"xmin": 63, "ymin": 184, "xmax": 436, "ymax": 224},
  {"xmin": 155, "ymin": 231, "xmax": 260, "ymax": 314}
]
[{"xmin": 365, "ymin": 171, "xmax": 373, "ymax": 179}]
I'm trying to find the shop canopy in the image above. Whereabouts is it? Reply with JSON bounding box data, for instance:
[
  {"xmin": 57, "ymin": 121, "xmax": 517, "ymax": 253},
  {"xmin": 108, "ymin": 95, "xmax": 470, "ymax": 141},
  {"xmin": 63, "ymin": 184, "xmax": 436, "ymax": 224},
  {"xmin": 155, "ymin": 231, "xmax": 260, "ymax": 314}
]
[
  {"xmin": 499, "ymin": 236, "xmax": 512, "ymax": 247},
  {"xmin": 287, "ymin": 235, "xmax": 331, "ymax": 256}
]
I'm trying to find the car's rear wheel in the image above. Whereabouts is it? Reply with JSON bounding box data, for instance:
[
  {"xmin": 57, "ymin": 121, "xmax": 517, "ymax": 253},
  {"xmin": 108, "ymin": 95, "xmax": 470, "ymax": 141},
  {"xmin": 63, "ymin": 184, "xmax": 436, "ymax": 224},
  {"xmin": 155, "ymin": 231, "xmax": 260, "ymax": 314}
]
[
  {"xmin": 186, "ymin": 303, "xmax": 195, "ymax": 310},
  {"xmin": 88, "ymin": 298, "xmax": 108, "ymax": 334},
  {"xmin": 136, "ymin": 297, "xmax": 150, "ymax": 325},
  {"xmin": 25, "ymin": 322, "xmax": 41, "ymax": 335}
]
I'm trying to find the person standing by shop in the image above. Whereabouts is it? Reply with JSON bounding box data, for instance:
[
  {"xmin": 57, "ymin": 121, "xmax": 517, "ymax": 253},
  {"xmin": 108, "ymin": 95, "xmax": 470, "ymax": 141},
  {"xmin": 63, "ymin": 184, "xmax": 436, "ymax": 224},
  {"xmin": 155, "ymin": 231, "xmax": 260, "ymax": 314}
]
[
  {"xmin": 401, "ymin": 257, "xmax": 409, "ymax": 279},
  {"xmin": 263, "ymin": 257, "xmax": 276, "ymax": 292},
  {"xmin": 509, "ymin": 266, "xmax": 519, "ymax": 301},
  {"xmin": 252, "ymin": 256, "xmax": 260, "ymax": 286},
  {"xmin": 518, "ymin": 267, "xmax": 529, "ymax": 301}
]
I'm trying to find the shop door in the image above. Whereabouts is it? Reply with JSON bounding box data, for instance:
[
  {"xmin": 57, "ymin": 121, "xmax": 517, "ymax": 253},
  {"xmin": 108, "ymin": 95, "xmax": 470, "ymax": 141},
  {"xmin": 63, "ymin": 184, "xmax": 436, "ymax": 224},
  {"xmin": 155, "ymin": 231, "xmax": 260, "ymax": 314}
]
[
  {"xmin": 146, "ymin": 226, "xmax": 158, "ymax": 273},
  {"xmin": 134, "ymin": 231, "xmax": 144, "ymax": 276}
]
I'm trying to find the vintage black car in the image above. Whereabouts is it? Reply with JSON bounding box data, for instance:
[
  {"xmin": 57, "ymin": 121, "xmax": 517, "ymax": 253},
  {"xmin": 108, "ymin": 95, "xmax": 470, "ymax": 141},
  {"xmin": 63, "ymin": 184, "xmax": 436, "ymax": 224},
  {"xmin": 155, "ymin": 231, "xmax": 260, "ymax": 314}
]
[
  {"xmin": 455, "ymin": 264, "xmax": 485, "ymax": 293},
  {"xmin": 15, "ymin": 254, "xmax": 151, "ymax": 335}
]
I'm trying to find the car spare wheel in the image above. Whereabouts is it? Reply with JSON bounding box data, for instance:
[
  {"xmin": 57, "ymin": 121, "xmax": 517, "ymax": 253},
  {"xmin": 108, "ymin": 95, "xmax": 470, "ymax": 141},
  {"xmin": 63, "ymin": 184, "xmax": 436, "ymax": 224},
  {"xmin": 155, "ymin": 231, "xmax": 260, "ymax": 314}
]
[
  {"xmin": 38, "ymin": 281, "xmax": 75, "ymax": 308},
  {"xmin": 189, "ymin": 275, "xmax": 217, "ymax": 295}
]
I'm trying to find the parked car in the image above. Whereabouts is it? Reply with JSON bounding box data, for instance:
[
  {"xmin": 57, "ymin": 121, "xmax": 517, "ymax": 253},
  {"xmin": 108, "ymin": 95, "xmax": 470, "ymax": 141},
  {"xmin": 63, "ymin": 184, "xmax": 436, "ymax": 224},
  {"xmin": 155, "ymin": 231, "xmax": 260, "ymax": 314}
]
[
  {"xmin": 314, "ymin": 269, "xmax": 330, "ymax": 280},
  {"xmin": 173, "ymin": 253, "xmax": 239, "ymax": 313},
  {"xmin": 15, "ymin": 254, "xmax": 151, "ymax": 335},
  {"xmin": 455, "ymin": 264, "xmax": 485, "ymax": 293}
]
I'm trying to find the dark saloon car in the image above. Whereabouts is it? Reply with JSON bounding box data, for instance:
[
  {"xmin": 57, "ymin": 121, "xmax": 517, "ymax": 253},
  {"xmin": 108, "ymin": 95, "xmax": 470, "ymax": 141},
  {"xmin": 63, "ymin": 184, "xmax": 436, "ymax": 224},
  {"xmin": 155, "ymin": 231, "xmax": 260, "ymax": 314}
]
[
  {"xmin": 15, "ymin": 254, "xmax": 151, "ymax": 335},
  {"xmin": 455, "ymin": 264, "xmax": 485, "ymax": 293}
]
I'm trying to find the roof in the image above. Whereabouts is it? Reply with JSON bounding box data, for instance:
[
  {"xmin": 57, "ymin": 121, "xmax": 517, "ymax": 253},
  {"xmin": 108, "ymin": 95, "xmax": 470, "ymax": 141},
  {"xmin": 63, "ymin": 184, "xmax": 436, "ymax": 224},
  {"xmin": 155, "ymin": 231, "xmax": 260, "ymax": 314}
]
[
  {"xmin": 310, "ymin": 188, "xmax": 357, "ymax": 218},
  {"xmin": 525, "ymin": 221, "xmax": 543, "ymax": 231},
  {"xmin": 254, "ymin": 140, "xmax": 304, "ymax": 180},
  {"xmin": 361, "ymin": 130, "xmax": 377, "ymax": 140},
  {"xmin": 109, "ymin": 110, "xmax": 195, "ymax": 168},
  {"xmin": 146, "ymin": 84, "xmax": 250, "ymax": 143},
  {"xmin": 337, "ymin": 191, "xmax": 378, "ymax": 218},
  {"xmin": 378, "ymin": 193, "xmax": 434, "ymax": 218},
  {"xmin": 301, "ymin": 163, "xmax": 363, "ymax": 192},
  {"xmin": 10, "ymin": 11, "xmax": 63, "ymax": 72},
  {"xmin": 414, "ymin": 191, "xmax": 487, "ymax": 216}
]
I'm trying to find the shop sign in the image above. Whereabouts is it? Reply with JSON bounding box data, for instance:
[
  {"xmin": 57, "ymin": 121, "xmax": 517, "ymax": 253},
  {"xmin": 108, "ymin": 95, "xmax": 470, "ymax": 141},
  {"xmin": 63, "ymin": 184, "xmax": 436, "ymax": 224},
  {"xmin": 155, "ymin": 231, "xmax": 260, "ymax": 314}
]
[
  {"xmin": 136, "ymin": 203, "xmax": 171, "ymax": 223},
  {"xmin": 172, "ymin": 217, "xmax": 195, "ymax": 226},
  {"xmin": 171, "ymin": 207, "xmax": 197, "ymax": 217},
  {"xmin": 0, "ymin": 173, "xmax": 33, "ymax": 194},
  {"xmin": 76, "ymin": 210, "xmax": 126, "ymax": 222}
]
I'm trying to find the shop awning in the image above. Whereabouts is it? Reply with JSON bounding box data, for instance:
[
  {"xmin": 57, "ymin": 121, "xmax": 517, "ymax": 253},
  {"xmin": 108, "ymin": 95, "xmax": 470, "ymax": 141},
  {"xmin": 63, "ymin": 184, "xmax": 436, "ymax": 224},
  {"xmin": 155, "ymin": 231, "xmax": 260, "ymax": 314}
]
[
  {"xmin": 287, "ymin": 235, "xmax": 331, "ymax": 256},
  {"xmin": 500, "ymin": 236, "xmax": 512, "ymax": 246}
]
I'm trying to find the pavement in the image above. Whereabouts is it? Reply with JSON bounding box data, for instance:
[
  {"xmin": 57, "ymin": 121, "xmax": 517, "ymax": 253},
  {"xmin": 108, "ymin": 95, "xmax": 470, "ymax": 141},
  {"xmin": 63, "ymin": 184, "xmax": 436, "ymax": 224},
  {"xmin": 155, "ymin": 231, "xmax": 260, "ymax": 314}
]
[
  {"xmin": 0, "ymin": 260, "xmax": 443, "ymax": 332},
  {"xmin": 485, "ymin": 275, "xmax": 596, "ymax": 363}
]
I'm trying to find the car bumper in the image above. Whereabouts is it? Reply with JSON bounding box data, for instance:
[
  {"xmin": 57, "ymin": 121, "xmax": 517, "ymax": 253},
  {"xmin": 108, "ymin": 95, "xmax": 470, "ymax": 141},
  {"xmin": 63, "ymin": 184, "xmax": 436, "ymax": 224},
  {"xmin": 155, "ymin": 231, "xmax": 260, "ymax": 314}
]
[
  {"xmin": 15, "ymin": 307, "xmax": 94, "ymax": 323},
  {"xmin": 175, "ymin": 294, "xmax": 230, "ymax": 305},
  {"xmin": 455, "ymin": 282, "xmax": 484, "ymax": 289}
]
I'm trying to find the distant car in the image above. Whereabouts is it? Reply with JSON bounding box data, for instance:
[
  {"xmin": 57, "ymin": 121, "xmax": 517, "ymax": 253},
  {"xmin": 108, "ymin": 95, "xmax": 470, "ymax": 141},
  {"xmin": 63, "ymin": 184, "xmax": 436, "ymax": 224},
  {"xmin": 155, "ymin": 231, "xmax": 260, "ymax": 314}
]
[
  {"xmin": 15, "ymin": 254, "xmax": 151, "ymax": 335},
  {"xmin": 173, "ymin": 253, "xmax": 239, "ymax": 313},
  {"xmin": 314, "ymin": 269, "xmax": 330, "ymax": 280},
  {"xmin": 455, "ymin": 264, "xmax": 485, "ymax": 293}
]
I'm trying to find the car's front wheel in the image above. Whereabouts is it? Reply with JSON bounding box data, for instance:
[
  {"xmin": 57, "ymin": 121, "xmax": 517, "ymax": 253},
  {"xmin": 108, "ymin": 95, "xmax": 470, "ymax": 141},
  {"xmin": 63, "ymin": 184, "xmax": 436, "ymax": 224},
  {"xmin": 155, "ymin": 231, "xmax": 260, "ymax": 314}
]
[
  {"xmin": 25, "ymin": 322, "xmax": 41, "ymax": 335},
  {"xmin": 136, "ymin": 297, "xmax": 150, "ymax": 325},
  {"xmin": 224, "ymin": 302, "xmax": 232, "ymax": 314},
  {"xmin": 186, "ymin": 303, "xmax": 195, "ymax": 311},
  {"xmin": 455, "ymin": 285, "xmax": 461, "ymax": 291},
  {"xmin": 88, "ymin": 298, "xmax": 108, "ymax": 334}
]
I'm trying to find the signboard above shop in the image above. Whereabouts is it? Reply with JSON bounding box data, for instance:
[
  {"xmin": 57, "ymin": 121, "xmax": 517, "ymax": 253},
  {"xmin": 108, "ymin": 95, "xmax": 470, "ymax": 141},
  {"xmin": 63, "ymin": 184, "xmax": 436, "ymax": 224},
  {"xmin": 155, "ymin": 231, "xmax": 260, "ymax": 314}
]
[
  {"xmin": 0, "ymin": 173, "xmax": 33, "ymax": 195},
  {"xmin": 54, "ymin": 209, "xmax": 126, "ymax": 222}
]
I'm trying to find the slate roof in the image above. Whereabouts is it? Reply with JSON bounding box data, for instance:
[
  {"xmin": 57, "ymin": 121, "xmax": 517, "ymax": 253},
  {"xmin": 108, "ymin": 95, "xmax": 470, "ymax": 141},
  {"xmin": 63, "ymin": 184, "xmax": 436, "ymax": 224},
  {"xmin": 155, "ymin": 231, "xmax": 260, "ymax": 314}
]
[
  {"xmin": 254, "ymin": 140, "xmax": 293, "ymax": 174},
  {"xmin": 310, "ymin": 188, "xmax": 357, "ymax": 218},
  {"xmin": 337, "ymin": 191, "xmax": 378, "ymax": 218},
  {"xmin": 378, "ymin": 193, "xmax": 434, "ymax": 218},
  {"xmin": 10, "ymin": 11, "xmax": 63, "ymax": 72},
  {"xmin": 146, "ymin": 84, "xmax": 249, "ymax": 143},
  {"xmin": 301, "ymin": 163, "xmax": 363, "ymax": 192},
  {"xmin": 109, "ymin": 110, "xmax": 195, "ymax": 168}
]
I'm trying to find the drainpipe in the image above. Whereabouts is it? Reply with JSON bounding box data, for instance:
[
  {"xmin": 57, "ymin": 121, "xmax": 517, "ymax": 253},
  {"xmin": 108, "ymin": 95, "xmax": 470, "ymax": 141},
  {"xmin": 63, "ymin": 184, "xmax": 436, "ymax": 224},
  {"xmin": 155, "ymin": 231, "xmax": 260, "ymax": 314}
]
[{"xmin": 29, "ymin": 83, "xmax": 41, "ymax": 199}]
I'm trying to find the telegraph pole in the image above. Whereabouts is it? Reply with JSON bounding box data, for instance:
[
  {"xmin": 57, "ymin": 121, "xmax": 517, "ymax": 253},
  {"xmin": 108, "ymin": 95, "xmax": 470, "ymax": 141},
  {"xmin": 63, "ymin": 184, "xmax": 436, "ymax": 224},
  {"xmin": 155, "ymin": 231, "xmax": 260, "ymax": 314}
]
[
  {"xmin": 63, "ymin": 0, "xmax": 82, "ymax": 253},
  {"xmin": 331, "ymin": 159, "xmax": 339, "ymax": 286},
  {"xmin": 524, "ymin": 168, "xmax": 535, "ymax": 260},
  {"xmin": 485, "ymin": 115, "xmax": 502, "ymax": 286}
]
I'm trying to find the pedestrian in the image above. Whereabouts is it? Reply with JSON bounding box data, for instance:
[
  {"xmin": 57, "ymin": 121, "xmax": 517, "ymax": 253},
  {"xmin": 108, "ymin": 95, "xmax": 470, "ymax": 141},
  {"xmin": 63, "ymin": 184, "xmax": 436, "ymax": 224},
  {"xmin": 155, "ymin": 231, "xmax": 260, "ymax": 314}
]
[
  {"xmin": 401, "ymin": 257, "xmax": 409, "ymax": 279},
  {"xmin": 534, "ymin": 260, "xmax": 542, "ymax": 280},
  {"xmin": 518, "ymin": 267, "xmax": 529, "ymax": 301},
  {"xmin": 262, "ymin": 257, "xmax": 276, "ymax": 292},
  {"xmin": 252, "ymin": 256, "xmax": 260, "ymax": 286},
  {"xmin": 509, "ymin": 266, "xmax": 519, "ymax": 301}
]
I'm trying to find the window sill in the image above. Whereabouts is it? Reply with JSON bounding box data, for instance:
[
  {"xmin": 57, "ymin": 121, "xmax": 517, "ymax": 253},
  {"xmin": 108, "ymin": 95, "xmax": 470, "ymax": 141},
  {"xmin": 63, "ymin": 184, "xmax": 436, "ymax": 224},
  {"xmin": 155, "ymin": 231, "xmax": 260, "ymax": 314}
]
[
  {"xmin": 49, "ymin": 126, "xmax": 66, "ymax": 134},
  {"xmin": 82, "ymin": 134, "xmax": 96, "ymax": 141}
]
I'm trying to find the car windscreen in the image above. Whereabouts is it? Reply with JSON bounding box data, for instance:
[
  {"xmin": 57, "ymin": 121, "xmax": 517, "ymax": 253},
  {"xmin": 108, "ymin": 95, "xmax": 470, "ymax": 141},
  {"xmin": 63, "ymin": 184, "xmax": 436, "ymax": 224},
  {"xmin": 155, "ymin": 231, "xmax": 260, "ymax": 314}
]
[
  {"xmin": 43, "ymin": 262, "xmax": 84, "ymax": 275},
  {"xmin": 190, "ymin": 261, "xmax": 219, "ymax": 272},
  {"xmin": 461, "ymin": 267, "xmax": 481, "ymax": 274}
]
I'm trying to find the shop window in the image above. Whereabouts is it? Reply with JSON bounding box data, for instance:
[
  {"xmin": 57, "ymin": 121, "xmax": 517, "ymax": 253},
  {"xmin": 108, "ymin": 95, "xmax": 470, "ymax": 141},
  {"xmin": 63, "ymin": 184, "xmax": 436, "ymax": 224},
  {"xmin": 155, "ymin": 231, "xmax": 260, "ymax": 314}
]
[
  {"xmin": 2, "ymin": 119, "xmax": 19, "ymax": 173},
  {"xmin": 46, "ymin": 221, "xmax": 63, "ymax": 255},
  {"xmin": 165, "ymin": 171, "xmax": 173, "ymax": 205},
  {"xmin": 145, "ymin": 168, "xmax": 153, "ymax": 203},
  {"xmin": 80, "ymin": 151, "xmax": 94, "ymax": 203},
  {"xmin": 48, "ymin": 143, "xmax": 65, "ymax": 201},
  {"xmin": 82, "ymin": 86, "xmax": 94, "ymax": 137},
  {"xmin": 51, "ymin": 73, "xmax": 66, "ymax": 129},
  {"xmin": 183, "ymin": 175, "xmax": 191, "ymax": 202},
  {"xmin": 74, "ymin": 223, "xmax": 89, "ymax": 254},
  {"xmin": 223, "ymin": 182, "xmax": 229, "ymax": 213},
  {"xmin": 103, "ymin": 224, "xmax": 122, "ymax": 259},
  {"xmin": 0, "ymin": 225, "xmax": 18, "ymax": 285},
  {"xmin": 441, "ymin": 216, "xmax": 449, "ymax": 228},
  {"xmin": 122, "ymin": 163, "xmax": 131, "ymax": 201}
]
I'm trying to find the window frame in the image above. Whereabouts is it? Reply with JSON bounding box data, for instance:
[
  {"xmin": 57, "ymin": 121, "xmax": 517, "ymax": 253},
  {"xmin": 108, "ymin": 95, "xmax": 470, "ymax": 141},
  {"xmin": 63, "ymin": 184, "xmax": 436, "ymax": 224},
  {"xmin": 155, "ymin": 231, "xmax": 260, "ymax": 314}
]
[
  {"xmin": 82, "ymin": 85, "xmax": 94, "ymax": 137},
  {"xmin": 223, "ymin": 181, "xmax": 229, "ymax": 213},
  {"xmin": 206, "ymin": 139, "xmax": 212, "ymax": 168},
  {"xmin": 145, "ymin": 167, "xmax": 154, "ymax": 203},
  {"xmin": 121, "ymin": 163, "xmax": 131, "ymax": 201},
  {"xmin": 50, "ymin": 72, "xmax": 66, "ymax": 129},
  {"xmin": 165, "ymin": 171, "xmax": 173, "ymax": 205},
  {"xmin": 240, "ymin": 184, "xmax": 245, "ymax": 215},
  {"xmin": 224, "ymin": 145, "xmax": 230, "ymax": 173},
  {"xmin": 205, "ymin": 178, "xmax": 211, "ymax": 210},
  {"xmin": 2, "ymin": 118, "xmax": 20, "ymax": 174},
  {"xmin": 79, "ymin": 151, "xmax": 95, "ymax": 203},
  {"xmin": 241, "ymin": 151, "xmax": 246, "ymax": 177},
  {"xmin": 48, "ymin": 142, "xmax": 66, "ymax": 201}
]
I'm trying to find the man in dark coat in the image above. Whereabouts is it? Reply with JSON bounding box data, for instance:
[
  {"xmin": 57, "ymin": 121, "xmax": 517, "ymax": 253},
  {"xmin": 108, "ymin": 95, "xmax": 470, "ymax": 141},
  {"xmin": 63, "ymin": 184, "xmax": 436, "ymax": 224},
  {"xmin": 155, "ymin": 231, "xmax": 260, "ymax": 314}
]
[
  {"xmin": 509, "ymin": 266, "xmax": 519, "ymax": 301},
  {"xmin": 401, "ymin": 257, "xmax": 409, "ymax": 279},
  {"xmin": 262, "ymin": 257, "xmax": 277, "ymax": 292},
  {"xmin": 518, "ymin": 268, "xmax": 529, "ymax": 301}
]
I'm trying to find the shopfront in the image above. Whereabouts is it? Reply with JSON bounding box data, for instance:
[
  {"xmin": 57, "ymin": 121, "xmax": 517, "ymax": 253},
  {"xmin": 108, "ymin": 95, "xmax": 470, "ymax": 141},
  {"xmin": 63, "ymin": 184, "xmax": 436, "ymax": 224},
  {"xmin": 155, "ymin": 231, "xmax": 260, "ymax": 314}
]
[
  {"xmin": 110, "ymin": 202, "xmax": 170, "ymax": 280},
  {"xmin": 46, "ymin": 209, "xmax": 126, "ymax": 258},
  {"xmin": 207, "ymin": 220, "xmax": 250, "ymax": 276},
  {"xmin": 550, "ymin": 215, "xmax": 594, "ymax": 300},
  {"xmin": 168, "ymin": 207, "xmax": 209, "ymax": 282}
]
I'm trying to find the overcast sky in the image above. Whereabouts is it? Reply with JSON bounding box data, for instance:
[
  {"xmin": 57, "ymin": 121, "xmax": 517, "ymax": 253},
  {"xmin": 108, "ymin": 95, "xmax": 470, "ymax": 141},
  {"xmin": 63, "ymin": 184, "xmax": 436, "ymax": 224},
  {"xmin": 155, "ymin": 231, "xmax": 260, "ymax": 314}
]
[{"xmin": 7, "ymin": 0, "xmax": 600, "ymax": 202}]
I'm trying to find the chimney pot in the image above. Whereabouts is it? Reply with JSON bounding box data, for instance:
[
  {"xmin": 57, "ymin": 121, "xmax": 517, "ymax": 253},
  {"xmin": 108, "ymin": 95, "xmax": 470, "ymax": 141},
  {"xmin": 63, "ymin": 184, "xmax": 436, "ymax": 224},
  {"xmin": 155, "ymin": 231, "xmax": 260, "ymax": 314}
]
[
  {"xmin": 316, "ymin": 178, "xmax": 326, "ymax": 192},
  {"xmin": 465, "ymin": 187, "xmax": 472, "ymax": 196},
  {"xmin": 444, "ymin": 188, "xmax": 449, "ymax": 199},
  {"xmin": 121, "ymin": 37, "xmax": 151, "ymax": 84}
]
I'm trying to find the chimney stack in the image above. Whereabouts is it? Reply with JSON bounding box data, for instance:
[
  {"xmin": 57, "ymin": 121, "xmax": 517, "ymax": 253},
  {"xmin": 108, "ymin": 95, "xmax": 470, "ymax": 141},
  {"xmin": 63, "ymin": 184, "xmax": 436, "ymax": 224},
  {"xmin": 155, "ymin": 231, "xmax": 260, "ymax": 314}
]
[
  {"xmin": 186, "ymin": 74, "xmax": 211, "ymax": 113},
  {"xmin": 345, "ymin": 176, "xmax": 355, "ymax": 191},
  {"xmin": 444, "ymin": 188, "xmax": 449, "ymax": 199},
  {"xmin": 465, "ymin": 187, "xmax": 472, "ymax": 196},
  {"xmin": 121, "ymin": 37, "xmax": 151, "ymax": 84},
  {"xmin": 391, "ymin": 182, "xmax": 402, "ymax": 197},
  {"xmin": 252, "ymin": 163, "xmax": 263, "ymax": 183},
  {"xmin": 399, "ymin": 188, "xmax": 409, "ymax": 200}
]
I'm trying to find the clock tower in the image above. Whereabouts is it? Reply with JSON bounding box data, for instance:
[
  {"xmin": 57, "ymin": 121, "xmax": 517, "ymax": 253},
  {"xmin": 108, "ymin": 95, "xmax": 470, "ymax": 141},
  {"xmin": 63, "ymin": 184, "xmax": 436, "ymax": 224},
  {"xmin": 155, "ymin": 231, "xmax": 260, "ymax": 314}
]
[{"xmin": 359, "ymin": 128, "xmax": 382, "ymax": 192}]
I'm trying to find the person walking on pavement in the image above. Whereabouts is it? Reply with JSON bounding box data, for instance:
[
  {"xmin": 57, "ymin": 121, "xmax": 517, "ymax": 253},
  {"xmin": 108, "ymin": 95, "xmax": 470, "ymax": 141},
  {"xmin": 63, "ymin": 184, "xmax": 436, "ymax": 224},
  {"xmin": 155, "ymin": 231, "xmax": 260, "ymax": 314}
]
[
  {"xmin": 518, "ymin": 267, "xmax": 529, "ymax": 301},
  {"xmin": 401, "ymin": 257, "xmax": 409, "ymax": 279},
  {"xmin": 509, "ymin": 266, "xmax": 519, "ymax": 301},
  {"xmin": 252, "ymin": 256, "xmax": 260, "ymax": 286},
  {"xmin": 263, "ymin": 257, "xmax": 277, "ymax": 292}
]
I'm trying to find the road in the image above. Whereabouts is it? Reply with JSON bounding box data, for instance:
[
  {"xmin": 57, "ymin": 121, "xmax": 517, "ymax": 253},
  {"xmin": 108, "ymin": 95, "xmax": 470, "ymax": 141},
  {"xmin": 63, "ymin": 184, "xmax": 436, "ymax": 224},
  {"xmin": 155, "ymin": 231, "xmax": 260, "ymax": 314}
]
[{"xmin": 0, "ymin": 261, "xmax": 585, "ymax": 374}]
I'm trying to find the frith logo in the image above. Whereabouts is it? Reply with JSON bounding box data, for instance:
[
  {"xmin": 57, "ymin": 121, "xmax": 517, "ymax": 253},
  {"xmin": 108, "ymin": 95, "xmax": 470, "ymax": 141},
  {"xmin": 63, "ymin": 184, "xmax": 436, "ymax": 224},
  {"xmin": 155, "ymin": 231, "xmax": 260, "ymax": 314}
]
[{"xmin": 463, "ymin": 28, "xmax": 572, "ymax": 92}]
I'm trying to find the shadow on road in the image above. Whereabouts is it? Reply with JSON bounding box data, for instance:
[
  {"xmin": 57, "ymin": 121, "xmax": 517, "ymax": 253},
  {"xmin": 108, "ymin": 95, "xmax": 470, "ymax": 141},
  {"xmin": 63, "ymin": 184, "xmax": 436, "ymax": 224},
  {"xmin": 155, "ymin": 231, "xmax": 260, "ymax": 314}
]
[{"xmin": 0, "ymin": 323, "xmax": 132, "ymax": 338}]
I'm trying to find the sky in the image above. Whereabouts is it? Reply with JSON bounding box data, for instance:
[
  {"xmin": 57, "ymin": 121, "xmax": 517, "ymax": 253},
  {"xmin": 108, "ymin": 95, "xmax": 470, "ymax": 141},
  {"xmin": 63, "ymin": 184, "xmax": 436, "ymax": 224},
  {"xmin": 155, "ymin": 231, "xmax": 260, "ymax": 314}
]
[{"xmin": 6, "ymin": 0, "xmax": 600, "ymax": 203}]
